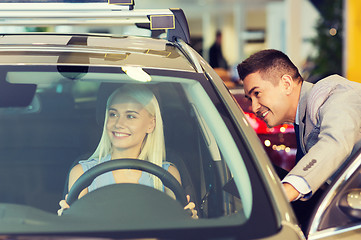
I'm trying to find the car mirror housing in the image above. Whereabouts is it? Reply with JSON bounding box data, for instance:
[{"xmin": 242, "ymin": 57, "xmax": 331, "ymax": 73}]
[
  {"xmin": 0, "ymin": 81, "xmax": 36, "ymax": 108},
  {"xmin": 339, "ymin": 188, "xmax": 361, "ymax": 220}
]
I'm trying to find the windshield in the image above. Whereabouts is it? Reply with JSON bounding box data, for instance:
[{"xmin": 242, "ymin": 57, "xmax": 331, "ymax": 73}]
[{"xmin": 0, "ymin": 65, "xmax": 253, "ymax": 235}]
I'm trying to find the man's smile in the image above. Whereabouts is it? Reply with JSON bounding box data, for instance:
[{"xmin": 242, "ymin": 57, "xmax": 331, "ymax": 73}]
[
  {"xmin": 261, "ymin": 110, "xmax": 269, "ymax": 118},
  {"xmin": 257, "ymin": 108, "xmax": 270, "ymax": 120}
]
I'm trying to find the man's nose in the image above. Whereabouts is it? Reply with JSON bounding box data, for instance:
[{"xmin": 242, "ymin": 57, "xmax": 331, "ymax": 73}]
[{"xmin": 251, "ymin": 100, "xmax": 260, "ymax": 114}]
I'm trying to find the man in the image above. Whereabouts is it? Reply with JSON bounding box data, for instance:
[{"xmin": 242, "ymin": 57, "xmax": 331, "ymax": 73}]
[
  {"xmin": 237, "ymin": 49, "xmax": 361, "ymax": 203},
  {"xmin": 209, "ymin": 31, "xmax": 228, "ymax": 70}
]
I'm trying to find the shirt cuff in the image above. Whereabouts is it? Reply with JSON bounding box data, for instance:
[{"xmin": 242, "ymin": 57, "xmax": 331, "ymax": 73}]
[{"xmin": 282, "ymin": 175, "xmax": 312, "ymax": 201}]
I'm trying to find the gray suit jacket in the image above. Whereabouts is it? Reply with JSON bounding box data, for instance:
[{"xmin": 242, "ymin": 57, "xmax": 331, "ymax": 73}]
[{"xmin": 288, "ymin": 74, "xmax": 361, "ymax": 195}]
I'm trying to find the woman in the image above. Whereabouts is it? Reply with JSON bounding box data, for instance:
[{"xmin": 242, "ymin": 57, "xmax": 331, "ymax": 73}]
[{"xmin": 58, "ymin": 85, "xmax": 197, "ymax": 217}]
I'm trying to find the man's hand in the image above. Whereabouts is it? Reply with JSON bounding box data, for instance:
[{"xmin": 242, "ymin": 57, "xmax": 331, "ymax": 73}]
[{"xmin": 283, "ymin": 183, "xmax": 300, "ymax": 202}]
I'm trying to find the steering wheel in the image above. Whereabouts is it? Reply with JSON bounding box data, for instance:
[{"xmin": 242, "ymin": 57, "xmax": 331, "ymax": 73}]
[{"xmin": 66, "ymin": 158, "xmax": 188, "ymax": 206}]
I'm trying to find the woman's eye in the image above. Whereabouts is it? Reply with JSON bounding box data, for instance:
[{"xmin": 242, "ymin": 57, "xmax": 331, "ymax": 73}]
[
  {"xmin": 127, "ymin": 114, "xmax": 136, "ymax": 119},
  {"xmin": 109, "ymin": 112, "xmax": 118, "ymax": 117},
  {"xmin": 254, "ymin": 91, "xmax": 260, "ymax": 97}
]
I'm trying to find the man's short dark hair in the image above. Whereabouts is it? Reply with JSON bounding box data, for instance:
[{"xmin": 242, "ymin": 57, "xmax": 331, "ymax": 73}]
[{"xmin": 237, "ymin": 49, "xmax": 303, "ymax": 84}]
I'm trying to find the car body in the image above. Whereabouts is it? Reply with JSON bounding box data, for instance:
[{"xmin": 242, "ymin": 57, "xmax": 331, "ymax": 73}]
[{"xmin": 0, "ymin": 2, "xmax": 361, "ymax": 240}]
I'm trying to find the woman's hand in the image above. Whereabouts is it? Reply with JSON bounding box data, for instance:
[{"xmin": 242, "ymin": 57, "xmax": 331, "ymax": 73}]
[
  {"xmin": 184, "ymin": 195, "xmax": 198, "ymax": 219},
  {"xmin": 57, "ymin": 194, "xmax": 70, "ymax": 216}
]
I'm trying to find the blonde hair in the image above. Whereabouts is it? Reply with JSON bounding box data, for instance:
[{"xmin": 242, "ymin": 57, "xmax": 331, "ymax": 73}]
[{"xmin": 90, "ymin": 84, "xmax": 165, "ymax": 191}]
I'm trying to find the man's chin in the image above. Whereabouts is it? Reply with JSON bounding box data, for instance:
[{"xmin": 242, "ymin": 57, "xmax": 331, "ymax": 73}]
[
  {"xmin": 266, "ymin": 121, "xmax": 287, "ymax": 128},
  {"xmin": 264, "ymin": 121, "xmax": 276, "ymax": 128},
  {"xmin": 262, "ymin": 116, "xmax": 279, "ymax": 128}
]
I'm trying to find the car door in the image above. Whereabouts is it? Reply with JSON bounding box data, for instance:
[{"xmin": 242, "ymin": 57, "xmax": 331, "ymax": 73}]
[{"xmin": 307, "ymin": 149, "xmax": 361, "ymax": 239}]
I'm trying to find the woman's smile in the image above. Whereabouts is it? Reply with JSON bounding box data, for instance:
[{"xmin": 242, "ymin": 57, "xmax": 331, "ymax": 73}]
[{"xmin": 112, "ymin": 131, "xmax": 130, "ymax": 138}]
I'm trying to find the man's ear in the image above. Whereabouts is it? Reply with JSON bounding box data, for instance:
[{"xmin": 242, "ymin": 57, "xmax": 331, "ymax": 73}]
[{"xmin": 281, "ymin": 74, "xmax": 294, "ymax": 95}]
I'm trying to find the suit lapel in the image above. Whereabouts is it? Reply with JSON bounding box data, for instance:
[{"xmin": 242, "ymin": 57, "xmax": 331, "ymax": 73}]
[{"xmin": 298, "ymin": 81, "xmax": 313, "ymax": 154}]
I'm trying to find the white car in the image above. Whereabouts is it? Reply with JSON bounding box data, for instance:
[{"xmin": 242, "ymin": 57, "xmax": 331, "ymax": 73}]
[{"xmin": 0, "ymin": 2, "xmax": 360, "ymax": 240}]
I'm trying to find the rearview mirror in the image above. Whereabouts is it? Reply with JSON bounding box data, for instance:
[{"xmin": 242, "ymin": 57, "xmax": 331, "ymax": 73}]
[{"xmin": 0, "ymin": 81, "xmax": 36, "ymax": 108}]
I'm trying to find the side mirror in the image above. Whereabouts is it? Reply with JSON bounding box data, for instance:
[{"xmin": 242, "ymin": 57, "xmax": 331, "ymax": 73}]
[{"xmin": 339, "ymin": 188, "xmax": 361, "ymax": 220}]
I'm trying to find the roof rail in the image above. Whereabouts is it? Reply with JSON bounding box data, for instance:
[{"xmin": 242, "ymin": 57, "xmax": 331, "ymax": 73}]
[{"xmin": 0, "ymin": 2, "xmax": 191, "ymax": 44}]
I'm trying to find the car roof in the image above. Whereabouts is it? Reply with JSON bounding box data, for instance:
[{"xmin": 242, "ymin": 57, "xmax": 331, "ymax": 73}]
[
  {"xmin": 0, "ymin": 2, "xmax": 195, "ymax": 72},
  {"xmin": 0, "ymin": 34, "xmax": 195, "ymax": 72},
  {"xmin": 0, "ymin": 2, "xmax": 191, "ymax": 43}
]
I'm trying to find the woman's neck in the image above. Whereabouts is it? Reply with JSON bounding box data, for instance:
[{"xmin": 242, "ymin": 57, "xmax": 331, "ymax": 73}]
[{"xmin": 111, "ymin": 147, "xmax": 141, "ymax": 160}]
